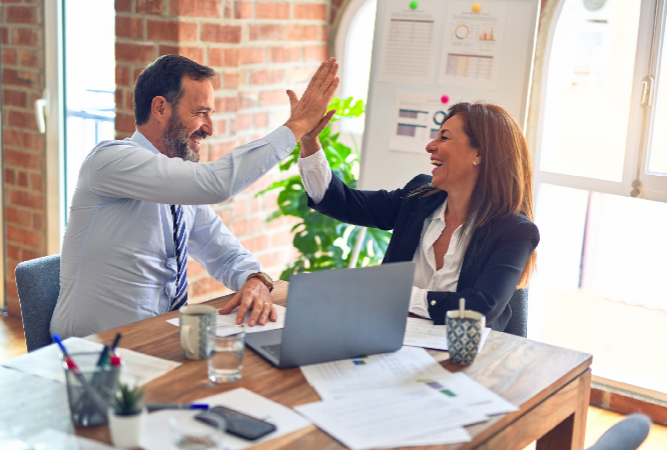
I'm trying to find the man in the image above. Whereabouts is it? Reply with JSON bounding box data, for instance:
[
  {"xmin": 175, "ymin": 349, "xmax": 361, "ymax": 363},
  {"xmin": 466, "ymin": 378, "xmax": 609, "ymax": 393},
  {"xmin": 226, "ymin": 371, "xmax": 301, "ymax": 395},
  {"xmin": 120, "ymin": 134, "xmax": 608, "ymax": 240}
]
[{"xmin": 50, "ymin": 55, "xmax": 338, "ymax": 338}]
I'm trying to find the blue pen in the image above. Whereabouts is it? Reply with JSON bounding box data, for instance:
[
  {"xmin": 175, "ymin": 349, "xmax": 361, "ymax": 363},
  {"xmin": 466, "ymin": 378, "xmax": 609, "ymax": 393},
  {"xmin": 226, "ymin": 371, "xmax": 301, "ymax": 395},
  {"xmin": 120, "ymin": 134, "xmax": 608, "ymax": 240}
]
[
  {"xmin": 145, "ymin": 403, "xmax": 209, "ymax": 412},
  {"xmin": 52, "ymin": 333, "xmax": 69, "ymax": 356}
]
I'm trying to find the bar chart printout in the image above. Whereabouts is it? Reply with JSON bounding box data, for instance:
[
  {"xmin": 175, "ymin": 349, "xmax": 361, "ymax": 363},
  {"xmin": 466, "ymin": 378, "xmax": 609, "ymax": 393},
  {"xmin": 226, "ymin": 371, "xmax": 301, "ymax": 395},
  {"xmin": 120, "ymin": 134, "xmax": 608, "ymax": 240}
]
[
  {"xmin": 438, "ymin": 1, "xmax": 507, "ymax": 90},
  {"xmin": 377, "ymin": 0, "xmax": 442, "ymax": 84}
]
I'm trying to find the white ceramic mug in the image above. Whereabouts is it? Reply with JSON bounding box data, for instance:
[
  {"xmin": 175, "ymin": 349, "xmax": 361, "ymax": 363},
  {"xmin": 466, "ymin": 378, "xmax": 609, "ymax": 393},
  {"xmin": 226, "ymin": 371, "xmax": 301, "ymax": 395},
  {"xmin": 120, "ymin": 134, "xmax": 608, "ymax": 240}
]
[{"xmin": 179, "ymin": 305, "xmax": 216, "ymax": 360}]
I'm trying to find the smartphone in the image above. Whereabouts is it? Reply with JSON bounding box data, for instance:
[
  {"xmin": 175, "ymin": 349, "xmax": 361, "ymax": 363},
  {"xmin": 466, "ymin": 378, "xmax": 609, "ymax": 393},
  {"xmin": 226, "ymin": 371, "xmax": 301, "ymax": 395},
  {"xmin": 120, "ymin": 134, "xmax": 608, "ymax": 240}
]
[{"xmin": 194, "ymin": 406, "xmax": 277, "ymax": 441}]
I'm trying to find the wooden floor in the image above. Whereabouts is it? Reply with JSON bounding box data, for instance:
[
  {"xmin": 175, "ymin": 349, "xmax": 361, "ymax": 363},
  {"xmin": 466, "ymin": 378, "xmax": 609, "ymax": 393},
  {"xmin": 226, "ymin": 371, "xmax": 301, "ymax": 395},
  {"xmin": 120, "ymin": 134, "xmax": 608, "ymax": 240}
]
[{"xmin": 2, "ymin": 315, "xmax": 667, "ymax": 449}]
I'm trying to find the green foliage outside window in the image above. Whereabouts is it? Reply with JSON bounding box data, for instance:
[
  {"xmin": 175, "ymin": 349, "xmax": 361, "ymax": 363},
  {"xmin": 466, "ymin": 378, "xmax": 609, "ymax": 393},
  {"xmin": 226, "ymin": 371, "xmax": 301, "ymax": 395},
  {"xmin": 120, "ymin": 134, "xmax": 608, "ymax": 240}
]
[{"xmin": 257, "ymin": 97, "xmax": 392, "ymax": 280}]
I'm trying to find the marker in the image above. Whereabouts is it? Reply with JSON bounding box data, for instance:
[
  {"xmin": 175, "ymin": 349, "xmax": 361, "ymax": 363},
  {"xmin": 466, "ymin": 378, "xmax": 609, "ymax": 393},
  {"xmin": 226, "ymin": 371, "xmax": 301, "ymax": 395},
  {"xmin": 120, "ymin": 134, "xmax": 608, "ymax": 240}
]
[
  {"xmin": 110, "ymin": 333, "xmax": 122, "ymax": 354},
  {"xmin": 95, "ymin": 345, "xmax": 110, "ymax": 367},
  {"xmin": 52, "ymin": 333, "xmax": 69, "ymax": 356},
  {"xmin": 145, "ymin": 404, "xmax": 210, "ymax": 412}
]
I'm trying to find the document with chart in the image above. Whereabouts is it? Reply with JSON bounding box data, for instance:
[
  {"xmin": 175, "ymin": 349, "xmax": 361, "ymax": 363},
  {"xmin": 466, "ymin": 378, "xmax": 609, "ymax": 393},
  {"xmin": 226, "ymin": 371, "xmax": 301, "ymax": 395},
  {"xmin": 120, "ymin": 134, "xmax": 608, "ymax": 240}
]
[
  {"xmin": 438, "ymin": 1, "xmax": 507, "ymax": 90},
  {"xmin": 377, "ymin": 0, "xmax": 443, "ymax": 84}
]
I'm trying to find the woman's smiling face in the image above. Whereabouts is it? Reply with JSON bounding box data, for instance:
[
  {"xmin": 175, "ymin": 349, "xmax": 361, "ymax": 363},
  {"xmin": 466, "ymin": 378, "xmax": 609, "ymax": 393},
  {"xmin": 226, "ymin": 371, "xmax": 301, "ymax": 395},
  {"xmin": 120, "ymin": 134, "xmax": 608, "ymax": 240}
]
[{"xmin": 426, "ymin": 114, "xmax": 481, "ymax": 192}]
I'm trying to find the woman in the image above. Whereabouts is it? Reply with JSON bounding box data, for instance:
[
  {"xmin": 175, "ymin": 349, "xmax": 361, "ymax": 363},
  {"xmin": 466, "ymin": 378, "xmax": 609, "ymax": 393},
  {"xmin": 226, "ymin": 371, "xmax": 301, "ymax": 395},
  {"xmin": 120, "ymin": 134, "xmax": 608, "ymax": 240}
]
[{"xmin": 297, "ymin": 102, "xmax": 539, "ymax": 332}]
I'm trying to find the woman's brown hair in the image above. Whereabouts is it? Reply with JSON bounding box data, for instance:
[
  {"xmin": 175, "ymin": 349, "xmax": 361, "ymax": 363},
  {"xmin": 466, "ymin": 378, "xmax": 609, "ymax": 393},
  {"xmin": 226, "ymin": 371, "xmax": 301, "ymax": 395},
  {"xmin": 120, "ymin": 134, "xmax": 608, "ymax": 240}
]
[{"xmin": 414, "ymin": 101, "xmax": 536, "ymax": 288}]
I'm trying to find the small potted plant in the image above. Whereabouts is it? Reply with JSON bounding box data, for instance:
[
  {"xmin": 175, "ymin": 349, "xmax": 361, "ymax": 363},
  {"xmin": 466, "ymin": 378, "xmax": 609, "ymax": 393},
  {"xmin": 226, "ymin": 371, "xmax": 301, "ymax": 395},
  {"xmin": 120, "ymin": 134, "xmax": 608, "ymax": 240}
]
[{"xmin": 108, "ymin": 381, "xmax": 147, "ymax": 448}]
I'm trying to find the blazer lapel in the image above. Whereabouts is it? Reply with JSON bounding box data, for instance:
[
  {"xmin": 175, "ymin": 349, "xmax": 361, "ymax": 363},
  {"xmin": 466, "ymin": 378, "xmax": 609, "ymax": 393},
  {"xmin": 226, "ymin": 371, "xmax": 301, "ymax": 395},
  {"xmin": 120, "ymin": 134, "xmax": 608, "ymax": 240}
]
[{"xmin": 393, "ymin": 192, "xmax": 447, "ymax": 262}]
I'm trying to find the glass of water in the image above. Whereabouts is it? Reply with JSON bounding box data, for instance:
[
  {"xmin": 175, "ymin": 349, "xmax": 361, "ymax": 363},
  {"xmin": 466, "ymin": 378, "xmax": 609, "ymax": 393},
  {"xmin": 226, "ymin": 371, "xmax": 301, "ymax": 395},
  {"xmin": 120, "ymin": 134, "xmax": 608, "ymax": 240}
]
[{"xmin": 208, "ymin": 326, "xmax": 245, "ymax": 383}]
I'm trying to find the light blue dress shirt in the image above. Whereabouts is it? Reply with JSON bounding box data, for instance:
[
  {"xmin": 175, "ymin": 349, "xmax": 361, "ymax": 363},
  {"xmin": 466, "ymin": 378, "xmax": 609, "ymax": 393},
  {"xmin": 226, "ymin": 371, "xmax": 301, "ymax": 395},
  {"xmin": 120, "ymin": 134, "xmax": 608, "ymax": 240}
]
[{"xmin": 50, "ymin": 127, "xmax": 296, "ymax": 338}]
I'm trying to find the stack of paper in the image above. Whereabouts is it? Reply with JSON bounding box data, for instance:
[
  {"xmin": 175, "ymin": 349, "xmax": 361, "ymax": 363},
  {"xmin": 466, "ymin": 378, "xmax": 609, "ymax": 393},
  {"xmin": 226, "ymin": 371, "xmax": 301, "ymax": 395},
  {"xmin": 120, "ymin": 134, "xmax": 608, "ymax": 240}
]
[
  {"xmin": 296, "ymin": 346, "xmax": 517, "ymax": 449},
  {"xmin": 1, "ymin": 337, "xmax": 180, "ymax": 386},
  {"xmin": 167, "ymin": 304, "xmax": 286, "ymax": 337},
  {"xmin": 403, "ymin": 317, "xmax": 492, "ymax": 351}
]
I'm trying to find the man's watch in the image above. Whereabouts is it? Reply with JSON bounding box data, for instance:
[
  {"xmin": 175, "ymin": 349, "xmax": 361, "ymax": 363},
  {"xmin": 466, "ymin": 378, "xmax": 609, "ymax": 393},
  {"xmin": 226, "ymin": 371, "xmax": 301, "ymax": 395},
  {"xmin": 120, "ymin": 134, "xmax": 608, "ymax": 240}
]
[{"xmin": 246, "ymin": 272, "xmax": 274, "ymax": 292}]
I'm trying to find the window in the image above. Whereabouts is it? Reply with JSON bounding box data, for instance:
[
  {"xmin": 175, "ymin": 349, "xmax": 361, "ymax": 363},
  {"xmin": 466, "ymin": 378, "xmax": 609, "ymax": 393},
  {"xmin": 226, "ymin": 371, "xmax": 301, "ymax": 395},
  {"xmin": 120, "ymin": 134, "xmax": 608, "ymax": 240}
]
[{"xmin": 531, "ymin": 0, "xmax": 667, "ymax": 395}]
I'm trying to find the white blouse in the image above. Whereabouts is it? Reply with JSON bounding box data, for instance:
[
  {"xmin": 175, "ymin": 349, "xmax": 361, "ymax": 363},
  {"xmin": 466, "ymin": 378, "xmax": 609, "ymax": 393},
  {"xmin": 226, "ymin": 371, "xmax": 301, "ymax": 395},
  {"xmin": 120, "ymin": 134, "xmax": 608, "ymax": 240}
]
[{"xmin": 298, "ymin": 149, "xmax": 473, "ymax": 318}]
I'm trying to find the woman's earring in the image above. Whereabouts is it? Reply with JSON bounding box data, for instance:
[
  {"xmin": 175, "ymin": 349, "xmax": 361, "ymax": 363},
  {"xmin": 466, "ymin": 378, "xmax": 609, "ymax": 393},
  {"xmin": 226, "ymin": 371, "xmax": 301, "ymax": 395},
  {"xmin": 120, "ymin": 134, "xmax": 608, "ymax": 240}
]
[{"xmin": 473, "ymin": 161, "xmax": 478, "ymax": 167}]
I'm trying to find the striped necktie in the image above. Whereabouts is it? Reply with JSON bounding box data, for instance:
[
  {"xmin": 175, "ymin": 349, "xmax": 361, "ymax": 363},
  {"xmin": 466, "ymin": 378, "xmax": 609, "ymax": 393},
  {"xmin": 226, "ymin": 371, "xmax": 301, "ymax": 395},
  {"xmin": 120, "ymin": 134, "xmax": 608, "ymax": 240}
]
[{"xmin": 170, "ymin": 204, "xmax": 188, "ymax": 311}]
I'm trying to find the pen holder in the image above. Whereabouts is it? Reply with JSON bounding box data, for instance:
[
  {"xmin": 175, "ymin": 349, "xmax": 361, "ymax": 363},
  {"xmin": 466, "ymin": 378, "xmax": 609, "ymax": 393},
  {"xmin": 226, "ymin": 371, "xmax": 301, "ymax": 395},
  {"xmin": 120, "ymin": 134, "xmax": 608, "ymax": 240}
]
[
  {"xmin": 62, "ymin": 352, "xmax": 118, "ymax": 427},
  {"xmin": 446, "ymin": 310, "xmax": 486, "ymax": 365}
]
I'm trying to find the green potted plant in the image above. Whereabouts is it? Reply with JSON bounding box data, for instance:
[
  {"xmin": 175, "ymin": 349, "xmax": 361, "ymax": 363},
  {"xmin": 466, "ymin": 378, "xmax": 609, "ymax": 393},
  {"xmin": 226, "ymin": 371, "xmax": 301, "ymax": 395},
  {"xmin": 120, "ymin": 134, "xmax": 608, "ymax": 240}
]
[{"xmin": 108, "ymin": 381, "xmax": 147, "ymax": 448}]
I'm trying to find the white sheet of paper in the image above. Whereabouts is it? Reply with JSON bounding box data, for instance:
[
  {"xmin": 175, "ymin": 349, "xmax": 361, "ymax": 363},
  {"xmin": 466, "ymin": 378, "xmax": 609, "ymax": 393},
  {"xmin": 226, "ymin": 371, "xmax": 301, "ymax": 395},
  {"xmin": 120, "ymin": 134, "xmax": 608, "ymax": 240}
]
[
  {"xmin": 388, "ymin": 91, "xmax": 460, "ymax": 154},
  {"xmin": 295, "ymin": 385, "xmax": 483, "ymax": 450},
  {"xmin": 26, "ymin": 429, "xmax": 115, "ymax": 450},
  {"xmin": 300, "ymin": 346, "xmax": 448, "ymax": 387},
  {"xmin": 384, "ymin": 427, "xmax": 472, "ymax": 447},
  {"xmin": 377, "ymin": 0, "xmax": 442, "ymax": 84},
  {"xmin": 166, "ymin": 304, "xmax": 286, "ymax": 337},
  {"xmin": 437, "ymin": 1, "xmax": 508, "ymax": 90},
  {"xmin": 1, "ymin": 337, "xmax": 180, "ymax": 386},
  {"xmin": 403, "ymin": 317, "xmax": 491, "ymax": 352},
  {"xmin": 141, "ymin": 388, "xmax": 311, "ymax": 450}
]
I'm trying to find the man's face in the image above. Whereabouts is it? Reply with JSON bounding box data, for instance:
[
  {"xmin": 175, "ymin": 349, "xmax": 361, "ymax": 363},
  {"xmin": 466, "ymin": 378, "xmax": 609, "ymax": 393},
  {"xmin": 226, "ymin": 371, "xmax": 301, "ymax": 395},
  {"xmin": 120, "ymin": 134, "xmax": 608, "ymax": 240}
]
[{"xmin": 162, "ymin": 76, "xmax": 215, "ymax": 162}]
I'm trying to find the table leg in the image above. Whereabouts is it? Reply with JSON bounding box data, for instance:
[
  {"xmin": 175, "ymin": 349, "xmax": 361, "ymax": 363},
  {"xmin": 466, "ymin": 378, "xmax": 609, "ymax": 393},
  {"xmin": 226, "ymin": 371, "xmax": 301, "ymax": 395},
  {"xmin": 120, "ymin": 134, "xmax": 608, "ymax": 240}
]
[{"xmin": 536, "ymin": 369, "xmax": 591, "ymax": 450}]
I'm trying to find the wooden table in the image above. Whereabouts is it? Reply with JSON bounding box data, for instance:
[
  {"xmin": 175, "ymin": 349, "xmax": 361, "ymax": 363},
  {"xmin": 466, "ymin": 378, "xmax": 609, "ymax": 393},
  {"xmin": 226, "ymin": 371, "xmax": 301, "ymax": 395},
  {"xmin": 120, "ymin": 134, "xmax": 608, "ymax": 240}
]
[{"xmin": 72, "ymin": 280, "xmax": 591, "ymax": 449}]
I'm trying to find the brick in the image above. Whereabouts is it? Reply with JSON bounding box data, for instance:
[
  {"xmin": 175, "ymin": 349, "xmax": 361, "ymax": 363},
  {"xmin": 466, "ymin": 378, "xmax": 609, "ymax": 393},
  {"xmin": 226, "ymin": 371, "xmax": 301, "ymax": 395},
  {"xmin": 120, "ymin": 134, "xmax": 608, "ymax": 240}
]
[
  {"xmin": 116, "ymin": 17, "xmax": 144, "ymax": 39},
  {"xmin": 187, "ymin": 259, "xmax": 207, "ymax": 278},
  {"xmin": 214, "ymin": 119, "xmax": 227, "ymax": 135},
  {"xmin": 250, "ymin": 68, "xmax": 284, "ymax": 86},
  {"xmin": 115, "ymin": 113, "xmax": 136, "ymax": 133},
  {"xmin": 304, "ymin": 45, "xmax": 328, "ymax": 62},
  {"xmin": 256, "ymin": 250, "xmax": 289, "ymax": 270},
  {"xmin": 18, "ymin": 49, "xmax": 39, "ymax": 68},
  {"xmin": 214, "ymin": 96, "xmax": 238, "ymax": 113},
  {"xmin": 5, "ymin": 168, "xmax": 16, "ymax": 185},
  {"xmin": 209, "ymin": 48, "xmax": 238, "ymax": 67},
  {"xmin": 234, "ymin": 197, "xmax": 248, "ymax": 216},
  {"xmin": 268, "ymin": 46, "xmax": 300, "ymax": 63},
  {"xmin": 170, "ymin": 0, "xmax": 223, "ymax": 18},
  {"xmin": 250, "ymin": 197, "xmax": 261, "ymax": 212},
  {"xmin": 6, "ymin": 226, "xmax": 42, "ymax": 249},
  {"xmin": 237, "ymin": 90, "xmax": 258, "ymax": 109},
  {"xmin": 210, "ymin": 72, "xmax": 222, "ymax": 90},
  {"xmin": 6, "ymin": 6, "xmax": 39, "ymax": 24},
  {"xmin": 294, "ymin": 4, "xmax": 328, "ymax": 20},
  {"xmin": 17, "ymin": 171, "xmax": 28, "ymax": 187},
  {"xmin": 239, "ymin": 47, "xmax": 264, "ymax": 65},
  {"xmin": 236, "ymin": 113, "xmax": 251, "ymax": 130},
  {"xmin": 2, "ymin": 68, "xmax": 35, "ymax": 88},
  {"xmin": 6, "ymin": 245, "xmax": 20, "ymax": 261},
  {"xmin": 3, "ymin": 89, "xmax": 28, "ymax": 107},
  {"xmin": 147, "ymin": 20, "xmax": 198, "ymax": 42},
  {"xmin": 209, "ymin": 140, "xmax": 237, "ymax": 160},
  {"xmin": 115, "ymin": 90, "xmax": 124, "ymax": 109},
  {"xmin": 240, "ymin": 235, "xmax": 269, "ymax": 253},
  {"xmin": 136, "ymin": 0, "xmax": 164, "ymax": 15},
  {"xmin": 23, "ymin": 247, "xmax": 42, "ymax": 261},
  {"xmin": 201, "ymin": 24, "xmax": 242, "ymax": 44},
  {"xmin": 5, "ymin": 206, "xmax": 31, "ymax": 226},
  {"xmin": 270, "ymin": 229, "xmax": 294, "ymax": 247},
  {"xmin": 255, "ymin": 2, "xmax": 289, "ymax": 19},
  {"xmin": 9, "ymin": 189, "xmax": 43, "ymax": 210},
  {"xmin": 253, "ymin": 112, "xmax": 269, "ymax": 128},
  {"xmin": 115, "ymin": 66, "xmax": 130, "ymax": 86},
  {"xmin": 2, "ymin": 48, "xmax": 18, "ymax": 65},
  {"xmin": 190, "ymin": 276, "xmax": 226, "ymax": 298},
  {"xmin": 9, "ymin": 110, "xmax": 38, "ymax": 130},
  {"xmin": 234, "ymin": 1, "xmax": 253, "ymax": 18},
  {"xmin": 30, "ymin": 173, "xmax": 43, "ymax": 191},
  {"xmin": 157, "ymin": 45, "xmax": 205, "ymax": 64},
  {"xmin": 2, "ymin": 27, "xmax": 8, "ymax": 45},
  {"xmin": 285, "ymin": 25, "xmax": 319, "ymax": 41},
  {"xmin": 115, "ymin": 0, "xmax": 132, "ymax": 12},
  {"xmin": 321, "ymin": 25, "xmax": 329, "ymax": 42},
  {"xmin": 11, "ymin": 28, "xmax": 39, "ymax": 47},
  {"xmin": 4, "ymin": 150, "xmax": 39, "ymax": 170},
  {"xmin": 133, "ymin": 68, "xmax": 144, "ymax": 83},
  {"xmin": 233, "ymin": 216, "xmax": 264, "ymax": 236},
  {"xmin": 259, "ymin": 89, "xmax": 289, "ymax": 107},
  {"xmin": 249, "ymin": 24, "xmax": 283, "ymax": 41},
  {"xmin": 115, "ymin": 42, "xmax": 156, "ymax": 64},
  {"xmin": 215, "ymin": 208, "xmax": 233, "ymax": 223},
  {"xmin": 223, "ymin": 71, "xmax": 239, "ymax": 89}
]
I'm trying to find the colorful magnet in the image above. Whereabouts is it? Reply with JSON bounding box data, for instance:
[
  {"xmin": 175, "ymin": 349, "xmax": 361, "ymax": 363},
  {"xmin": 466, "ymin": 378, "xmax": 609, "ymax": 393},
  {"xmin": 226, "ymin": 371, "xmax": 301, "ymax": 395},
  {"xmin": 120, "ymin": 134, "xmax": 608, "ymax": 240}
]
[
  {"xmin": 472, "ymin": 3, "xmax": 482, "ymax": 12},
  {"xmin": 440, "ymin": 95, "xmax": 450, "ymax": 104},
  {"xmin": 409, "ymin": 1, "xmax": 419, "ymax": 9}
]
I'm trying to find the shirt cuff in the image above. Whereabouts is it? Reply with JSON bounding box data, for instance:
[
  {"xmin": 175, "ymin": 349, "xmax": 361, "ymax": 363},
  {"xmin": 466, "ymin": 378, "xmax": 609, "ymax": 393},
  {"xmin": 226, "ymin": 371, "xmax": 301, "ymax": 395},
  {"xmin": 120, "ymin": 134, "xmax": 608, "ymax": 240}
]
[
  {"xmin": 263, "ymin": 126, "xmax": 298, "ymax": 159},
  {"xmin": 298, "ymin": 148, "xmax": 332, "ymax": 204},
  {"xmin": 408, "ymin": 286, "xmax": 431, "ymax": 319}
]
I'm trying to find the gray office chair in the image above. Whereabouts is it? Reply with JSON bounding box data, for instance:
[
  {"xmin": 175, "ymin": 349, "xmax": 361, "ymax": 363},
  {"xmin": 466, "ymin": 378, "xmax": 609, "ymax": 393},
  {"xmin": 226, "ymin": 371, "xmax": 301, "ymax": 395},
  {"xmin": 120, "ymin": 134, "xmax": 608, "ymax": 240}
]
[
  {"xmin": 15, "ymin": 254, "xmax": 61, "ymax": 352},
  {"xmin": 585, "ymin": 414, "xmax": 651, "ymax": 450},
  {"xmin": 503, "ymin": 289, "xmax": 528, "ymax": 337}
]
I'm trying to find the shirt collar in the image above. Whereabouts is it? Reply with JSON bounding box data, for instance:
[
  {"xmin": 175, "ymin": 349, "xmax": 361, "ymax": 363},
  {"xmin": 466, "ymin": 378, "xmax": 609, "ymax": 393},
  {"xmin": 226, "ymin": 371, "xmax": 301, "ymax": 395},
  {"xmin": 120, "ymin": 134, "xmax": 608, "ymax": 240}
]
[
  {"xmin": 129, "ymin": 130, "xmax": 161, "ymax": 155},
  {"xmin": 428, "ymin": 198, "xmax": 448, "ymax": 223}
]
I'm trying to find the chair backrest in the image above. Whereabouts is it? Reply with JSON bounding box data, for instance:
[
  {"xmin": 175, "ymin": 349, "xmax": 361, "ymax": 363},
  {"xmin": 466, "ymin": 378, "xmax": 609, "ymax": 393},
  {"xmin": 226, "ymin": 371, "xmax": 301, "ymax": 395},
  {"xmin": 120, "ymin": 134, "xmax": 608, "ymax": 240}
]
[
  {"xmin": 15, "ymin": 254, "xmax": 61, "ymax": 352},
  {"xmin": 503, "ymin": 289, "xmax": 528, "ymax": 337},
  {"xmin": 585, "ymin": 414, "xmax": 651, "ymax": 450}
]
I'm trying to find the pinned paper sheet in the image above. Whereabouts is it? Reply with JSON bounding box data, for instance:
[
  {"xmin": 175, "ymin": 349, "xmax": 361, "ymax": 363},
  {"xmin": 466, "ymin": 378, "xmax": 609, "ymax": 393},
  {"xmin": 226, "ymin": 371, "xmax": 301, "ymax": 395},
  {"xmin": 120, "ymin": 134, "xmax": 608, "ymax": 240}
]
[
  {"xmin": 166, "ymin": 304, "xmax": 286, "ymax": 337},
  {"xmin": 1, "ymin": 337, "xmax": 180, "ymax": 386}
]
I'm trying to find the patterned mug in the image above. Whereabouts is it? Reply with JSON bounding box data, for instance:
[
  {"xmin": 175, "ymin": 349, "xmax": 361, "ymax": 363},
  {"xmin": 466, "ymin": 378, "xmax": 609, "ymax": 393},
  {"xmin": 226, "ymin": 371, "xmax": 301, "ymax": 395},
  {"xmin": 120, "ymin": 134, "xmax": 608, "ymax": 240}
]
[
  {"xmin": 446, "ymin": 309, "xmax": 486, "ymax": 365},
  {"xmin": 179, "ymin": 305, "xmax": 216, "ymax": 360}
]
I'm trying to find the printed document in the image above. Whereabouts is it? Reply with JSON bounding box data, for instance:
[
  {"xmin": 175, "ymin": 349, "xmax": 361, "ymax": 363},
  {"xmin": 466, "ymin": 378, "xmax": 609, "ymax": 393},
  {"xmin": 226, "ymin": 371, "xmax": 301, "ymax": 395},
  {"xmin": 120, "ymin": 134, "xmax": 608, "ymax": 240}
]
[
  {"xmin": 167, "ymin": 304, "xmax": 286, "ymax": 337},
  {"xmin": 403, "ymin": 317, "xmax": 492, "ymax": 351}
]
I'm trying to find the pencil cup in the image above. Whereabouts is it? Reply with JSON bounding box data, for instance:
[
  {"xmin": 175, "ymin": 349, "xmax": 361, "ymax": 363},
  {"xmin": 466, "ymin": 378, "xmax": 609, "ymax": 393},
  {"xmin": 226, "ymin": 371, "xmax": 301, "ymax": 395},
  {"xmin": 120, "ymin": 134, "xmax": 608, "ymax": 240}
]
[
  {"xmin": 446, "ymin": 310, "xmax": 486, "ymax": 365},
  {"xmin": 62, "ymin": 352, "xmax": 117, "ymax": 427},
  {"xmin": 179, "ymin": 304, "xmax": 216, "ymax": 360}
]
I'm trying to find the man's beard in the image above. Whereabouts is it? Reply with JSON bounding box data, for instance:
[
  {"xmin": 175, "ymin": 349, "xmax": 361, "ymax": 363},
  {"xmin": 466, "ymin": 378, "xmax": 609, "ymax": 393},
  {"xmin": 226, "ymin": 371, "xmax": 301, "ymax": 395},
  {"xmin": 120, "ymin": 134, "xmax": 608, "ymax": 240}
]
[{"xmin": 163, "ymin": 114, "xmax": 206, "ymax": 163}]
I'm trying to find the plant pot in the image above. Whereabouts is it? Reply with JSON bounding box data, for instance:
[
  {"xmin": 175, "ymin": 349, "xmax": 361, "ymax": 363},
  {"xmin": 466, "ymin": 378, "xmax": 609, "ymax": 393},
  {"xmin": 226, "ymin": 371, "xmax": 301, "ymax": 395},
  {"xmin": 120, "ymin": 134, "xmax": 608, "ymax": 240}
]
[{"xmin": 108, "ymin": 405, "xmax": 147, "ymax": 448}]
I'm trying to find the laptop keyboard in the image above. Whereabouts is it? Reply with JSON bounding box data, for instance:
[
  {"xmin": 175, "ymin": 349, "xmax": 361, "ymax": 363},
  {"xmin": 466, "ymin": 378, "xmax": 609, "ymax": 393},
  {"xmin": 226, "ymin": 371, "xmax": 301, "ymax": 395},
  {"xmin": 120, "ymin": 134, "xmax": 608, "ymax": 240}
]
[{"xmin": 261, "ymin": 344, "xmax": 282, "ymax": 360}]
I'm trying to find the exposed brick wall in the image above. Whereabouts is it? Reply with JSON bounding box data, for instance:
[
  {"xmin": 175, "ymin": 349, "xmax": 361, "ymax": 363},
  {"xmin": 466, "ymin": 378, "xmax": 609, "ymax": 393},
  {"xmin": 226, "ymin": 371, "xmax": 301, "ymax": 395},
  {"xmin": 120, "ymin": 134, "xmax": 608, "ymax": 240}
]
[
  {"xmin": 1, "ymin": 0, "xmax": 46, "ymax": 316},
  {"xmin": 115, "ymin": 0, "xmax": 330, "ymax": 302}
]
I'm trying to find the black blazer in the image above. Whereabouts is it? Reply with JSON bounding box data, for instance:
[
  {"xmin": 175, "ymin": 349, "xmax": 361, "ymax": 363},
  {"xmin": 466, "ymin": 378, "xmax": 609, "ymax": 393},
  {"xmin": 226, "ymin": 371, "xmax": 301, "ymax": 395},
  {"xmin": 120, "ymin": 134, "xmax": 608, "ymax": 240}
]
[{"xmin": 308, "ymin": 173, "xmax": 540, "ymax": 332}]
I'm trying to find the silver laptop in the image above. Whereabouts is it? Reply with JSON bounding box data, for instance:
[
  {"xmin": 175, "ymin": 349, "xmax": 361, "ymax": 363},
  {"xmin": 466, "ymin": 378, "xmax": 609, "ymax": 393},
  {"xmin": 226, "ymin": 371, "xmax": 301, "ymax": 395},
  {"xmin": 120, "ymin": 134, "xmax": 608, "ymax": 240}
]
[{"xmin": 245, "ymin": 261, "xmax": 416, "ymax": 368}]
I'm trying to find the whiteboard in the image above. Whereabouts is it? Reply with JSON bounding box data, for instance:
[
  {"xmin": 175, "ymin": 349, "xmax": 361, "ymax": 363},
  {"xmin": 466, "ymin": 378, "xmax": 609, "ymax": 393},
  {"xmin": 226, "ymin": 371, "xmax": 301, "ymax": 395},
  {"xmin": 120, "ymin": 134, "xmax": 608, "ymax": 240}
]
[{"xmin": 359, "ymin": 0, "xmax": 540, "ymax": 191}]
